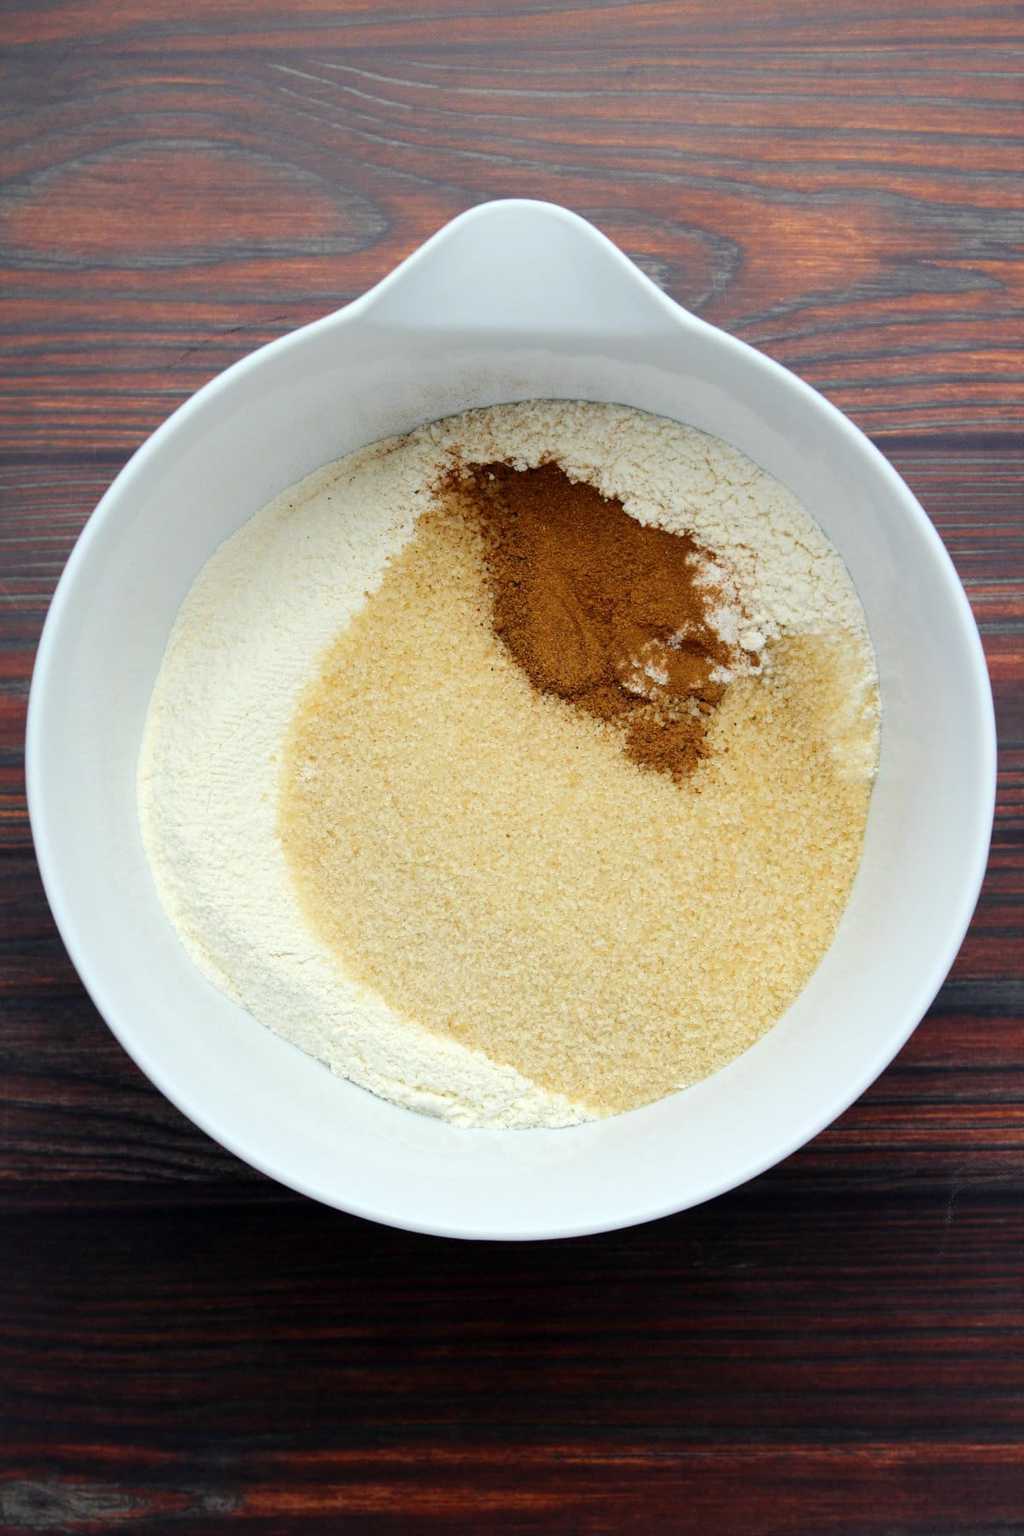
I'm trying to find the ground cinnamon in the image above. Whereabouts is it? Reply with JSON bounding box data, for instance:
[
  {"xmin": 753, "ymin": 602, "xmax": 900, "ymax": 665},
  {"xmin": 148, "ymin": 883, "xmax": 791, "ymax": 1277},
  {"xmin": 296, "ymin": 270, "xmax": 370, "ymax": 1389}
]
[{"xmin": 454, "ymin": 461, "xmax": 737, "ymax": 782}]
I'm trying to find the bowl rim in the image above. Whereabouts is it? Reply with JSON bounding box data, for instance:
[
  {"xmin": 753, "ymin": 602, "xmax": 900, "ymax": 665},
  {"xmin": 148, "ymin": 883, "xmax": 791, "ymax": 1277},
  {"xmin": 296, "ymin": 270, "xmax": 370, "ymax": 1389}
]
[{"xmin": 26, "ymin": 199, "xmax": 997, "ymax": 1239}]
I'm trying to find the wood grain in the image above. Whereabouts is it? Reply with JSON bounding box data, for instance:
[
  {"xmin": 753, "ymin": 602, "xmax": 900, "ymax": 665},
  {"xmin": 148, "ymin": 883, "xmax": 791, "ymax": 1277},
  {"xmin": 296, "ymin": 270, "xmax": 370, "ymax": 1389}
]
[
  {"xmin": 1, "ymin": 1, "xmax": 1022, "ymax": 1531},
  {"xmin": 1, "ymin": 0, "xmax": 1022, "ymax": 449},
  {"xmin": 2, "ymin": 1194, "xmax": 1024, "ymax": 1533}
]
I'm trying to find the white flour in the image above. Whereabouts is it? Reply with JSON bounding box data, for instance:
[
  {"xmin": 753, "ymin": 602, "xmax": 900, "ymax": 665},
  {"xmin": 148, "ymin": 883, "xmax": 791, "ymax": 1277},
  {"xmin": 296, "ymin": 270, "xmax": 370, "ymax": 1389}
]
[{"xmin": 138, "ymin": 401, "xmax": 877, "ymax": 1128}]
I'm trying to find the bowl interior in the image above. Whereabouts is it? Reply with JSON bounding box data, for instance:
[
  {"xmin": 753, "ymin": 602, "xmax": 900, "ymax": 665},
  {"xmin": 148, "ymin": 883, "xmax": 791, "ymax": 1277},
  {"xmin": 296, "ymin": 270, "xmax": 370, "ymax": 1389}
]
[{"xmin": 28, "ymin": 205, "xmax": 994, "ymax": 1238}]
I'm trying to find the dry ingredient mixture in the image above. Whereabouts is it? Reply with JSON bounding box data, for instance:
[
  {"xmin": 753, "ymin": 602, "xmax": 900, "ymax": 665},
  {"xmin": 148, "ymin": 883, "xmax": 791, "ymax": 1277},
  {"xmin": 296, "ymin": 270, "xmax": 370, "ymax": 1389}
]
[{"xmin": 140, "ymin": 402, "xmax": 879, "ymax": 1126}]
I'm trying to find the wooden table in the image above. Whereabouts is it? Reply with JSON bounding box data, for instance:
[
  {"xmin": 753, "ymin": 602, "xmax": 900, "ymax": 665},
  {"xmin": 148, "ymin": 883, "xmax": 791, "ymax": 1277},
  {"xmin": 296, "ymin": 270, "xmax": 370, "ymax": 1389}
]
[{"xmin": 2, "ymin": 3, "xmax": 1022, "ymax": 1530}]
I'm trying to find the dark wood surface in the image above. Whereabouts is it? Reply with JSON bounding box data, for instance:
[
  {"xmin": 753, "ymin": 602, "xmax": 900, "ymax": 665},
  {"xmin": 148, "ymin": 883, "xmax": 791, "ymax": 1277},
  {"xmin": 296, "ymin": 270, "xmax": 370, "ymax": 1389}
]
[{"xmin": 2, "ymin": 2, "xmax": 1022, "ymax": 1531}]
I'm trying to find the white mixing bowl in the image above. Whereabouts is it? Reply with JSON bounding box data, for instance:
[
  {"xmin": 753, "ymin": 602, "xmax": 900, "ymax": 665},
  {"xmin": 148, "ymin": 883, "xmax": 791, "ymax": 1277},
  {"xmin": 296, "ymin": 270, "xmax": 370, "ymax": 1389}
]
[{"xmin": 27, "ymin": 200, "xmax": 995, "ymax": 1240}]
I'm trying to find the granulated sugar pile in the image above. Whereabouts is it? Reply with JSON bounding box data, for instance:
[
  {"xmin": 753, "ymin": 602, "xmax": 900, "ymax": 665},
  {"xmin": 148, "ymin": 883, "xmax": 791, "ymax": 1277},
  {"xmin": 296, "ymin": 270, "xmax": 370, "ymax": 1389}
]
[{"xmin": 139, "ymin": 402, "xmax": 879, "ymax": 1126}]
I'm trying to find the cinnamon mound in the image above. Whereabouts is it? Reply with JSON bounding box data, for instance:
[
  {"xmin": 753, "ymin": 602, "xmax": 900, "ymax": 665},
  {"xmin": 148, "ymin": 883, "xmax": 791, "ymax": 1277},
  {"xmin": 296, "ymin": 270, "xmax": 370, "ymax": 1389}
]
[{"xmin": 455, "ymin": 462, "xmax": 737, "ymax": 781}]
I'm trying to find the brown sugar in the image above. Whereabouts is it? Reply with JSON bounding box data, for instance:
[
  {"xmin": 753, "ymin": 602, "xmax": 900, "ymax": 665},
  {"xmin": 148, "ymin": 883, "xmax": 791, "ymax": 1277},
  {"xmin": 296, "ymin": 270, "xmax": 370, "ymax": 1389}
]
[
  {"xmin": 450, "ymin": 462, "xmax": 736, "ymax": 782},
  {"xmin": 279, "ymin": 493, "xmax": 875, "ymax": 1118}
]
